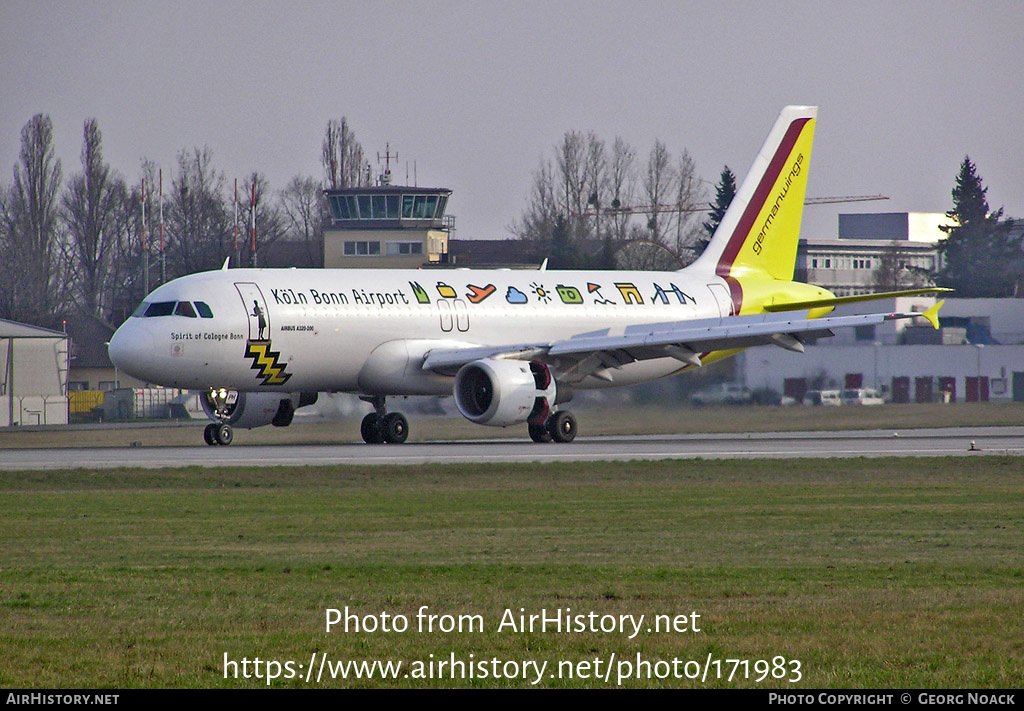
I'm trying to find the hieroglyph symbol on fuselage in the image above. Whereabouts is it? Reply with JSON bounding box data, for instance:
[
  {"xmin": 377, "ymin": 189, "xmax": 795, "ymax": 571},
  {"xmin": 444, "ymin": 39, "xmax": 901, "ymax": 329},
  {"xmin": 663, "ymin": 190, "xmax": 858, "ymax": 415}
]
[
  {"xmin": 466, "ymin": 284, "xmax": 496, "ymax": 303},
  {"xmin": 615, "ymin": 283, "xmax": 643, "ymax": 305},
  {"xmin": 556, "ymin": 285, "xmax": 583, "ymax": 304},
  {"xmin": 530, "ymin": 282, "xmax": 552, "ymax": 304},
  {"xmin": 410, "ymin": 281, "xmax": 431, "ymax": 304},
  {"xmin": 652, "ymin": 282, "xmax": 697, "ymax": 305},
  {"xmin": 587, "ymin": 283, "xmax": 615, "ymax": 305},
  {"xmin": 506, "ymin": 286, "xmax": 528, "ymax": 304}
]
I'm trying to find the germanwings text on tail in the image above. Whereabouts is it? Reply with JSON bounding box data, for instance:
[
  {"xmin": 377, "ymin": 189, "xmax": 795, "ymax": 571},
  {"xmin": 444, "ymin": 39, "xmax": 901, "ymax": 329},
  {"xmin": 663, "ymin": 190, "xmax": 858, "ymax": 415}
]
[{"xmin": 108, "ymin": 106, "xmax": 947, "ymax": 446}]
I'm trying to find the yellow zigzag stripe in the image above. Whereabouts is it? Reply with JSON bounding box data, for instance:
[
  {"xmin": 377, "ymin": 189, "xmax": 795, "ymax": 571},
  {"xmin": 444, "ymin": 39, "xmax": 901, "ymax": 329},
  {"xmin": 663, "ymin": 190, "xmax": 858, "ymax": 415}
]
[{"xmin": 245, "ymin": 342, "xmax": 291, "ymax": 385}]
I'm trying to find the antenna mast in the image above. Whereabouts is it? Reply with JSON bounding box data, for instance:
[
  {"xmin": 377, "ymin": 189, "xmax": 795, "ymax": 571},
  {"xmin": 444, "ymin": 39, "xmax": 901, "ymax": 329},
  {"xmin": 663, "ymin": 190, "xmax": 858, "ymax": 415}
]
[
  {"xmin": 159, "ymin": 168, "xmax": 165, "ymax": 285},
  {"xmin": 377, "ymin": 143, "xmax": 397, "ymax": 186}
]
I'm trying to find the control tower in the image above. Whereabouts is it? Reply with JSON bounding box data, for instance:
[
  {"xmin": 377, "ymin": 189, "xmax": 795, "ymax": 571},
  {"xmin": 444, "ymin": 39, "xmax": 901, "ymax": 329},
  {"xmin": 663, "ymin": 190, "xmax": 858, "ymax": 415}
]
[{"xmin": 322, "ymin": 153, "xmax": 453, "ymax": 268}]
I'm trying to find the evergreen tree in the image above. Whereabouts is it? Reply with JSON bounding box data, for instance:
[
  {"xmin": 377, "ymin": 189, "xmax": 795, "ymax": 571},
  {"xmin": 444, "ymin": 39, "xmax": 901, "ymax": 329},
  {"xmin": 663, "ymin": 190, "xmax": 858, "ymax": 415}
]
[
  {"xmin": 547, "ymin": 214, "xmax": 576, "ymax": 269},
  {"xmin": 701, "ymin": 165, "xmax": 736, "ymax": 252},
  {"xmin": 937, "ymin": 157, "xmax": 1020, "ymax": 297}
]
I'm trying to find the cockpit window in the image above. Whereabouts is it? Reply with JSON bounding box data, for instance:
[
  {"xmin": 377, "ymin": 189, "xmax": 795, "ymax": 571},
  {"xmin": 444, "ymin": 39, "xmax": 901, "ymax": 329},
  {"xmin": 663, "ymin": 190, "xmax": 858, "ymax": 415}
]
[
  {"xmin": 142, "ymin": 301, "xmax": 176, "ymax": 317},
  {"xmin": 174, "ymin": 301, "xmax": 197, "ymax": 318},
  {"xmin": 134, "ymin": 300, "xmax": 213, "ymax": 318}
]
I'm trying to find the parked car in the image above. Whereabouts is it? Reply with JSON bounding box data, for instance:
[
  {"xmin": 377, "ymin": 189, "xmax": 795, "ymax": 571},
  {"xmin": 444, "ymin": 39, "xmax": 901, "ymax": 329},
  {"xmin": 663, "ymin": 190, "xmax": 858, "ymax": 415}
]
[
  {"xmin": 803, "ymin": 389, "xmax": 842, "ymax": 406},
  {"xmin": 689, "ymin": 382, "xmax": 753, "ymax": 406},
  {"xmin": 841, "ymin": 388, "xmax": 885, "ymax": 405}
]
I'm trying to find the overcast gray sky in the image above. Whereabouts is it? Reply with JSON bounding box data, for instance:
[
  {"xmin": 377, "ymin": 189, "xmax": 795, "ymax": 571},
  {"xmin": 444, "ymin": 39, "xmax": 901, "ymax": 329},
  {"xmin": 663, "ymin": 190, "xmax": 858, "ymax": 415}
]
[{"xmin": 2, "ymin": 1, "xmax": 1021, "ymax": 242}]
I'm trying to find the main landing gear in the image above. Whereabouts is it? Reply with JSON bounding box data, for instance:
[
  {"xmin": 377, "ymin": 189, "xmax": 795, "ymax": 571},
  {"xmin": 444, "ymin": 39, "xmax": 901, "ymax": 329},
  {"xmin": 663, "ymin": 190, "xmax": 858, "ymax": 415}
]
[
  {"xmin": 204, "ymin": 422, "xmax": 234, "ymax": 446},
  {"xmin": 528, "ymin": 410, "xmax": 577, "ymax": 444},
  {"xmin": 359, "ymin": 395, "xmax": 409, "ymax": 444}
]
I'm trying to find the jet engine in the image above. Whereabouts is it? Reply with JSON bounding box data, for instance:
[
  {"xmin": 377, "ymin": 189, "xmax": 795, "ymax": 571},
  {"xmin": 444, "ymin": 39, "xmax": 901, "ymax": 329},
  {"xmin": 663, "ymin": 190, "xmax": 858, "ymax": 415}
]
[
  {"xmin": 453, "ymin": 359, "xmax": 556, "ymax": 427},
  {"xmin": 200, "ymin": 389, "xmax": 318, "ymax": 429}
]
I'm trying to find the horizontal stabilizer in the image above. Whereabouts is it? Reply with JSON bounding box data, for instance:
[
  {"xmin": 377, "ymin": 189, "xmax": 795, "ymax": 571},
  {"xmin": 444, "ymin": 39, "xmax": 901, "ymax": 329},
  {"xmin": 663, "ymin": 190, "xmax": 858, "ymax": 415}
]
[{"xmin": 762, "ymin": 287, "xmax": 954, "ymax": 313}]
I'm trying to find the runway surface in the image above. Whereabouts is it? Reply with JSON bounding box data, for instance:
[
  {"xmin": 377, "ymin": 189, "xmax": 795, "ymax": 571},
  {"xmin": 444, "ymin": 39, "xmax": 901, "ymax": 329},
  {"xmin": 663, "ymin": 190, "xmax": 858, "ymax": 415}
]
[{"xmin": 2, "ymin": 427, "xmax": 1022, "ymax": 470}]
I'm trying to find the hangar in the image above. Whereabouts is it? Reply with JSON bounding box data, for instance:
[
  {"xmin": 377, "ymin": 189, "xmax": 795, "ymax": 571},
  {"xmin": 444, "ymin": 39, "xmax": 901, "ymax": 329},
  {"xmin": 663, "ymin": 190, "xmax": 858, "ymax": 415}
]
[{"xmin": 0, "ymin": 319, "xmax": 69, "ymax": 426}]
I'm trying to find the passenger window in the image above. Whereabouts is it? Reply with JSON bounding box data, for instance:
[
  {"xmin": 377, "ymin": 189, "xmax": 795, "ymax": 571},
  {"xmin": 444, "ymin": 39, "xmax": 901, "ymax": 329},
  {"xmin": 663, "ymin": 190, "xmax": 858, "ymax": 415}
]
[
  {"xmin": 195, "ymin": 301, "xmax": 214, "ymax": 318},
  {"xmin": 143, "ymin": 301, "xmax": 176, "ymax": 317},
  {"xmin": 175, "ymin": 301, "xmax": 198, "ymax": 318}
]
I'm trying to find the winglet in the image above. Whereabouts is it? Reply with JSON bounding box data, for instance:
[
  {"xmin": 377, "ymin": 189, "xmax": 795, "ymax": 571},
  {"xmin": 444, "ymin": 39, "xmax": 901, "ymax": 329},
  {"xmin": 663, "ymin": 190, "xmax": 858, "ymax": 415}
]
[
  {"xmin": 221, "ymin": 257, "xmax": 231, "ymax": 270},
  {"xmin": 921, "ymin": 299, "xmax": 944, "ymax": 330}
]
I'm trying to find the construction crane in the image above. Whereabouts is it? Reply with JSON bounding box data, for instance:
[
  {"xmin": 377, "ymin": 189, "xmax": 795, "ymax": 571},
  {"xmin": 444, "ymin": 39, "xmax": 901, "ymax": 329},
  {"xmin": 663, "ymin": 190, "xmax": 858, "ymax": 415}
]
[{"xmin": 578, "ymin": 194, "xmax": 888, "ymax": 217}]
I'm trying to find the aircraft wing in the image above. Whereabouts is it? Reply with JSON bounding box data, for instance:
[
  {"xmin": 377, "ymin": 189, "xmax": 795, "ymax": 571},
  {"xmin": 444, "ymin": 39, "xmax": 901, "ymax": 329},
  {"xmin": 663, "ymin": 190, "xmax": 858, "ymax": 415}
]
[{"xmin": 422, "ymin": 302, "xmax": 942, "ymax": 382}]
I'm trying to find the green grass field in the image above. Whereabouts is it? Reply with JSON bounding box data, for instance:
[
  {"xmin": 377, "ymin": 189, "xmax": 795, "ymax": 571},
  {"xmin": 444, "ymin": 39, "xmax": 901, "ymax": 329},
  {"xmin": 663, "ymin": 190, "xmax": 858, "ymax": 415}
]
[{"xmin": 2, "ymin": 457, "xmax": 1022, "ymax": 688}]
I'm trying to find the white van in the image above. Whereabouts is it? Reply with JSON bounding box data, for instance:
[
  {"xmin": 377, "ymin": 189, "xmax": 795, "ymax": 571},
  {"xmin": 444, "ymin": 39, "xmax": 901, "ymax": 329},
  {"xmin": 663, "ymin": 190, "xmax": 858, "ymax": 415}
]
[
  {"xmin": 804, "ymin": 389, "xmax": 842, "ymax": 406},
  {"xmin": 841, "ymin": 388, "xmax": 884, "ymax": 406}
]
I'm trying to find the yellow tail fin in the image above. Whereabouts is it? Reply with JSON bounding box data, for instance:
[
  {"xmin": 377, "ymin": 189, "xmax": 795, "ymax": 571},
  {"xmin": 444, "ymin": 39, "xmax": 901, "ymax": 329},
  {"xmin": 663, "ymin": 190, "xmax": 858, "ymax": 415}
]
[{"xmin": 692, "ymin": 105, "xmax": 817, "ymax": 285}]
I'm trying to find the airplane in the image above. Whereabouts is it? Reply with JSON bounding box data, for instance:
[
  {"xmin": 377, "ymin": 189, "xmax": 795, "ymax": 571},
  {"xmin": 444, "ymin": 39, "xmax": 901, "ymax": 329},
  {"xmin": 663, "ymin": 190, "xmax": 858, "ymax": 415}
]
[{"xmin": 108, "ymin": 105, "xmax": 948, "ymax": 446}]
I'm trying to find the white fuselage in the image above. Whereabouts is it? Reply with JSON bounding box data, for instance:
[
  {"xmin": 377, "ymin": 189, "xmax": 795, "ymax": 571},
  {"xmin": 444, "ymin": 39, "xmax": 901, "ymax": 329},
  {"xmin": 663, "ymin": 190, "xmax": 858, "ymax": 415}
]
[{"xmin": 108, "ymin": 267, "xmax": 736, "ymax": 395}]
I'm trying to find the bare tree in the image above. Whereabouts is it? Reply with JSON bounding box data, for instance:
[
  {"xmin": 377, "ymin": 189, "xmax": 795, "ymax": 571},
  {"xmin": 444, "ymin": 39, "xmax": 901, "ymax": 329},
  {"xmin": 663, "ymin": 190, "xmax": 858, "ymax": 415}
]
[
  {"xmin": 873, "ymin": 240, "xmax": 933, "ymax": 292},
  {"xmin": 639, "ymin": 140, "xmax": 677, "ymax": 247},
  {"xmin": 238, "ymin": 171, "xmax": 285, "ymax": 268},
  {"xmin": 513, "ymin": 131, "xmax": 609, "ymax": 267},
  {"xmin": 606, "ymin": 137, "xmax": 637, "ymax": 243},
  {"xmin": 165, "ymin": 147, "xmax": 230, "ymax": 277},
  {"xmin": 614, "ymin": 237, "xmax": 686, "ymax": 270},
  {"xmin": 672, "ymin": 149, "xmax": 705, "ymax": 265},
  {"xmin": 322, "ymin": 117, "xmax": 366, "ymax": 189},
  {"xmin": 1, "ymin": 114, "xmax": 68, "ymax": 327},
  {"xmin": 280, "ymin": 175, "xmax": 325, "ymax": 267},
  {"xmin": 103, "ymin": 181, "xmax": 148, "ymax": 325},
  {"xmin": 62, "ymin": 119, "xmax": 125, "ymax": 324},
  {"xmin": 0, "ymin": 184, "xmax": 15, "ymax": 320},
  {"xmin": 509, "ymin": 159, "xmax": 558, "ymax": 250},
  {"xmin": 555, "ymin": 130, "xmax": 587, "ymax": 230},
  {"xmin": 514, "ymin": 130, "xmax": 706, "ymax": 270},
  {"xmin": 617, "ymin": 145, "xmax": 705, "ymax": 269}
]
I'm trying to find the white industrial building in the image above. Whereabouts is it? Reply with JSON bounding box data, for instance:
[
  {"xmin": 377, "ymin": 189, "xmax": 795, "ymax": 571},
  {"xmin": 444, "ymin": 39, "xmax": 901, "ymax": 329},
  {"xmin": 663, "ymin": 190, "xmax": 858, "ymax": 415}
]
[
  {"xmin": 796, "ymin": 212, "xmax": 947, "ymax": 296},
  {"xmin": 754, "ymin": 212, "xmax": 1024, "ymax": 403},
  {"xmin": 735, "ymin": 298, "xmax": 1024, "ymax": 403},
  {"xmin": 0, "ymin": 319, "xmax": 69, "ymax": 426}
]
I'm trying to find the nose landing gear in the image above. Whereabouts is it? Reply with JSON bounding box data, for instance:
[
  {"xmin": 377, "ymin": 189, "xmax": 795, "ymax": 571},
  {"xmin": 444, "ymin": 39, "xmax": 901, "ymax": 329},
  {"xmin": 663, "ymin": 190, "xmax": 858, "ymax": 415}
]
[
  {"xmin": 203, "ymin": 422, "xmax": 234, "ymax": 446},
  {"xmin": 201, "ymin": 388, "xmax": 237, "ymax": 446}
]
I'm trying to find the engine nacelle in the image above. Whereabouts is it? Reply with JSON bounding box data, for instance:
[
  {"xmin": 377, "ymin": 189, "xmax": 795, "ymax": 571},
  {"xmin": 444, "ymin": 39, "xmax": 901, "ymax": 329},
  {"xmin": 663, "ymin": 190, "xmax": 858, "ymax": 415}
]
[
  {"xmin": 453, "ymin": 359, "xmax": 556, "ymax": 427},
  {"xmin": 200, "ymin": 390, "xmax": 318, "ymax": 429}
]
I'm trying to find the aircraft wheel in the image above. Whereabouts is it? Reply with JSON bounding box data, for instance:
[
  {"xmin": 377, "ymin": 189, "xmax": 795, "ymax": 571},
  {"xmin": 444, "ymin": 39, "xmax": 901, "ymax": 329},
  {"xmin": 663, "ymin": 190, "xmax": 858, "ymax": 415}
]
[
  {"xmin": 528, "ymin": 423, "xmax": 552, "ymax": 443},
  {"xmin": 215, "ymin": 423, "xmax": 234, "ymax": 446},
  {"xmin": 204, "ymin": 423, "xmax": 218, "ymax": 446},
  {"xmin": 547, "ymin": 411, "xmax": 577, "ymax": 443},
  {"xmin": 381, "ymin": 412, "xmax": 409, "ymax": 444},
  {"xmin": 360, "ymin": 413, "xmax": 384, "ymax": 444}
]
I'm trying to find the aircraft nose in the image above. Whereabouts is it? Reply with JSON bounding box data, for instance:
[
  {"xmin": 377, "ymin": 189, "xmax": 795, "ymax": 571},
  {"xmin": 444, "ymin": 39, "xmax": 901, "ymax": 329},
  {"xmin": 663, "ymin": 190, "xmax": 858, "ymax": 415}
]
[{"xmin": 108, "ymin": 320, "xmax": 155, "ymax": 378}]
